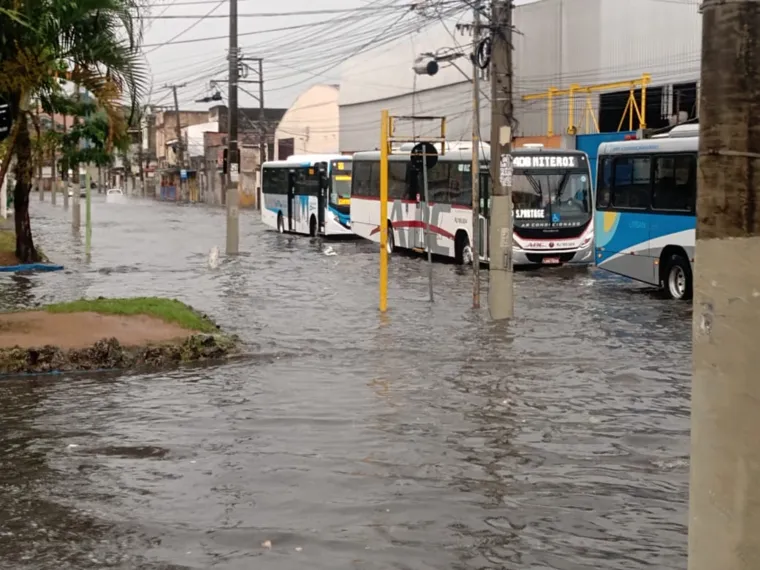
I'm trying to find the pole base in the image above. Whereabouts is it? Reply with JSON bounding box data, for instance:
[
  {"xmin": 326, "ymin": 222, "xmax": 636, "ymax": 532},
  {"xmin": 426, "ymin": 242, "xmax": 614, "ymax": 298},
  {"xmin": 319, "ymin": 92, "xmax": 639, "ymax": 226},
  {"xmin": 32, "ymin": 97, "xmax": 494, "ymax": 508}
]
[{"xmin": 225, "ymin": 187, "xmax": 240, "ymax": 255}]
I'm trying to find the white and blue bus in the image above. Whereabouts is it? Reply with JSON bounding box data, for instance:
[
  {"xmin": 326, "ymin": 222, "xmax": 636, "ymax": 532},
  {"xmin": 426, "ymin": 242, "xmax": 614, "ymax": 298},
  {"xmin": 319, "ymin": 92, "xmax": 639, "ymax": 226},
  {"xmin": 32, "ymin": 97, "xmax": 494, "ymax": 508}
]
[
  {"xmin": 594, "ymin": 123, "xmax": 698, "ymax": 300},
  {"xmin": 261, "ymin": 154, "xmax": 353, "ymax": 236}
]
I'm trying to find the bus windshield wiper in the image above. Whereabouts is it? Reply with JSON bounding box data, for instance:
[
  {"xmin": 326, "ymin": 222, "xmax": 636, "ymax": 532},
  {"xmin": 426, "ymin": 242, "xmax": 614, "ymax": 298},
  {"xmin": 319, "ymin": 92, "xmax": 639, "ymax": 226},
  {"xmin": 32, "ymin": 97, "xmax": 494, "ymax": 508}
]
[{"xmin": 554, "ymin": 172, "xmax": 570, "ymax": 203}]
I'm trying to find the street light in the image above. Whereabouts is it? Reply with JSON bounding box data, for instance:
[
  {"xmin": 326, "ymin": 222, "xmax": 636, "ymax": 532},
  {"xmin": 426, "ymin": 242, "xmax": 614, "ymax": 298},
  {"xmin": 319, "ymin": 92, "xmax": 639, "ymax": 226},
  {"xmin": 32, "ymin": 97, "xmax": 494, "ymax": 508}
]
[
  {"xmin": 413, "ymin": 57, "xmax": 439, "ymax": 76},
  {"xmin": 195, "ymin": 91, "xmax": 223, "ymax": 103},
  {"xmin": 412, "ymin": 50, "xmax": 466, "ymax": 76}
]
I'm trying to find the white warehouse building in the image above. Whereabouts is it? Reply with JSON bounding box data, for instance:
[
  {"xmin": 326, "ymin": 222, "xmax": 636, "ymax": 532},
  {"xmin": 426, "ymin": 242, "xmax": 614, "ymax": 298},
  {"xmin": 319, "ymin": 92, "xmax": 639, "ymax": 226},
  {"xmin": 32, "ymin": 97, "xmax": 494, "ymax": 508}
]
[{"xmin": 338, "ymin": 0, "xmax": 702, "ymax": 153}]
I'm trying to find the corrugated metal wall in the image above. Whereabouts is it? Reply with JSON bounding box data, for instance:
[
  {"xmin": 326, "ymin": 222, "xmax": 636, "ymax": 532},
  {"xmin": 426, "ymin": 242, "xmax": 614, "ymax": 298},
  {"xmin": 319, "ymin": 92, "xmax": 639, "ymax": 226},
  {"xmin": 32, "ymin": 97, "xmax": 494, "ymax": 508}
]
[
  {"xmin": 338, "ymin": 0, "xmax": 701, "ymax": 151},
  {"xmin": 340, "ymin": 81, "xmax": 479, "ymax": 153}
]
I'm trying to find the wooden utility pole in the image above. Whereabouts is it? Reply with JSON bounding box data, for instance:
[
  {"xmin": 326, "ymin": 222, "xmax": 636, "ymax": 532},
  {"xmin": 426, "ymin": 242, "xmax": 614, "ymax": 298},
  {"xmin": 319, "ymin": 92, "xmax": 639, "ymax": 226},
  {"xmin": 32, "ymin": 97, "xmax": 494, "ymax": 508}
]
[
  {"xmin": 487, "ymin": 0, "xmax": 515, "ymax": 320},
  {"xmin": 689, "ymin": 2, "xmax": 760, "ymax": 569},
  {"xmin": 471, "ymin": 0, "xmax": 482, "ymax": 309}
]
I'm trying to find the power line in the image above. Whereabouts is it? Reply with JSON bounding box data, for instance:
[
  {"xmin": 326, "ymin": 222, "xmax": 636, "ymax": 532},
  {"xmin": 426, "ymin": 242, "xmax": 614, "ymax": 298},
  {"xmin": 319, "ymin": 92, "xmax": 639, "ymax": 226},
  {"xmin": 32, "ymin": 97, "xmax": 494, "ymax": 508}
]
[
  {"xmin": 143, "ymin": 0, "xmax": 226, "ymax": 53},
  {"xmin": 144, "ymin": 3, "xmax": 443, "ymax": 19},
  {"xmin": 142, "ymin": 21, "xmax": 325, "ymax": 48}
]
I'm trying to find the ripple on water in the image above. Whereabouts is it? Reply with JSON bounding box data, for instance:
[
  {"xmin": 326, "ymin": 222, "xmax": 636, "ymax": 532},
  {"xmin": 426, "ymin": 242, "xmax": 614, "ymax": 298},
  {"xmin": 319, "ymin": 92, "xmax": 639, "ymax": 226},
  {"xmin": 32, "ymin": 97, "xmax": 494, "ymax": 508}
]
[{"xmin": 0, "ymin": 199, "xmax": 690, "ymax": 569}]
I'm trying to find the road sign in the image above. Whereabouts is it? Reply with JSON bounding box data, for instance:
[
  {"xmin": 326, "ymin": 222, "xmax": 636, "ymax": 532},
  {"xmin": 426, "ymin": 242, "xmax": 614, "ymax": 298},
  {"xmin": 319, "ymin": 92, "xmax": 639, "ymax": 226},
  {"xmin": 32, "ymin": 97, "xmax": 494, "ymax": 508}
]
[
  {"xmin": 410, "ymin": 142, "xmax": 438, "ymax": 170},
  {"xmin": 180, "ymin": 169, "xmax": 187, "ymax": 180},
  {"xmin": 499, "ymin": 154, "xmax": 513, "ymax": 188}
]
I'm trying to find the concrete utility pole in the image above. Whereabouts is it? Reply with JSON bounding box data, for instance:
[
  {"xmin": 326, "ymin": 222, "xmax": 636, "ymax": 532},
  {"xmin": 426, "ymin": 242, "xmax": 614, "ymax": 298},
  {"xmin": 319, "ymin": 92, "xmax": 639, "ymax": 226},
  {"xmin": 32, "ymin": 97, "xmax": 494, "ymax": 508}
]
[
  {"xmin": 235, "ymin": 56, "xmax": 266, "ymax": 210},
  {"xmin": 165, "ymin": 83, "xmax": 187, "ymax": 200},
  {"xmin": 226, "ymin": 0, "xmax": 240, "ymax": 255},
  {"xmin": 257, "ymin": 60, "xmax": 265, "ymax": 160},
  {"xmin": 471, "ymin": 0, "xmax": 482, "ymax": 309},
  {"xmin": 72, "ymin": 85, "xmax": 81, "ymax": 231},
  {"xmin": 62, "ymin": 112, "xmax": 69, "ymax": 209},
  {"xmin": 51, "ymin": 142, "xmax": 57, "ymax": 205},
  {"xmin": 37, "ymin": 103, "xmax": 43, "ymax": 202},
  {"xmin": 488, "ymin": 0, "xmax": 515, "ymax": 320},
  {"xmin": 688, "ymin": 2, "xmax": 760, "ymax": 569}
]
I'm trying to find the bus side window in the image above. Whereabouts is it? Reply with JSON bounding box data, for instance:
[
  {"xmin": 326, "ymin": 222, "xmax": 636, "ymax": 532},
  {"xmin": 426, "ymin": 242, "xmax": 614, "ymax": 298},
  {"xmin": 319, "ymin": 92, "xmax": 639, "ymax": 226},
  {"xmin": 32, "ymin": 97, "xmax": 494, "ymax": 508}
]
[
  {"xmin": 368, "ymin": 162, "xmax": 380, "ymax": 197},
  {"xmin": 406, "ymin": 165, "xmax": 420, "ymax": 201},
  {"xmin": 426, "ymin": 162, "xmax": 450, "ymax": 203},
  {"xmin": 653, "ymin": 154, "xmax": 695, "ymax": 212},
  {"xmin": 597, "ymin": 157, "xmax": 612, "ymax": 208},
  {"xmin": 612, "ymin": 156, "xmax": 650, "ymax": 209},
  {"xmin": 389, "ymin": 162, "xmax": 407, "ymax": 200}
]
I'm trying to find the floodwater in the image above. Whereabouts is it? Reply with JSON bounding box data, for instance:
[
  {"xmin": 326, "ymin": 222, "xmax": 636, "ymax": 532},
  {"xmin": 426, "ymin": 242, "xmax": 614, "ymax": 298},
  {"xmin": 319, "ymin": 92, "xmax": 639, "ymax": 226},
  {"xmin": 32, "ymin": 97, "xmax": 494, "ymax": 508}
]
[{"xmin": 0, "ymin": 195, "xmax": 692, "ymax": 569}]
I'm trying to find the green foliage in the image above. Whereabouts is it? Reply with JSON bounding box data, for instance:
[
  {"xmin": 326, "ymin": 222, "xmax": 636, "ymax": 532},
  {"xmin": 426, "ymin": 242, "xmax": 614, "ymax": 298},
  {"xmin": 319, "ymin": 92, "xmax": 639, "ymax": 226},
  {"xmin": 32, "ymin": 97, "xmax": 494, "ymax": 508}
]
[
  {"xmin": 59, "ymin": 107, "xmax": 131, "ymax": 168},
  {"xmin": 44, "ymin": 297, "xmax": 219, "ymax": 333},
  {"xmin": 0, "ymin": 0, "xmax": 147, "ymax": 170},
  {"xmin": 0, "ymin": 230, "xmax": 14, "ymax": 254},
  {"xmin": 0, "ymin": 229, "xmax": 48, "ymax": 262}
]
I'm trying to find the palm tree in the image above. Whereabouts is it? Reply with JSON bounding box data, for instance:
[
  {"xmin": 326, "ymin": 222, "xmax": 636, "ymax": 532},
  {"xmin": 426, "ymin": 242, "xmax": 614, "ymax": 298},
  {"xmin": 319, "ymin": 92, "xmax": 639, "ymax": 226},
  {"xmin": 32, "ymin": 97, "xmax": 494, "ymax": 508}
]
[{"xmin": 0, "ymin": 0, "xmax": 145, "ymax": 262}]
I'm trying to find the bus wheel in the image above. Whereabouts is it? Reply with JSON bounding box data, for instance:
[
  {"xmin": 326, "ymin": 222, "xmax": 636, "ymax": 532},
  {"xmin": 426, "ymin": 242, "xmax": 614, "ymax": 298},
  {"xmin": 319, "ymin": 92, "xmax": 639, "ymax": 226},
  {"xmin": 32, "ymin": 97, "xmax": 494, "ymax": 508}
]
[
  {"xmin": 455, "ymin": 231, "xmax": 473, "ymax": 265},
  {"xmin": 277, "ymin": 213, "xmax": 285, "ymax": 233},
  {"xmin": 386, "ymin": 222, "xmax": 395, "ymax": 255},
  {"xmin": 309, "ymin": 215, "xmax": 317, "ymax": 237},
  {"xmin": 664, "ymin": 254, "xmax": 693, "ymax": 301}
]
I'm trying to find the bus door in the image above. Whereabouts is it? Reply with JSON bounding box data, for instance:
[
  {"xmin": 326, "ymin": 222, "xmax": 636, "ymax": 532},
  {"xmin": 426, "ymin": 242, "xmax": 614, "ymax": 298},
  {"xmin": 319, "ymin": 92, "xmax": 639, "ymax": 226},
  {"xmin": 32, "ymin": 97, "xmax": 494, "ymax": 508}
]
[
  {"xmin": 317, "ymin": 162, "xmax": 327, "ymax": 233},
  {"xmin": 480, "ymin": 169, "xmax": 489, "ymax": 260},
  {"xmin": 287, "ymin": 169, "xmax": 295, "ymax": 232}
]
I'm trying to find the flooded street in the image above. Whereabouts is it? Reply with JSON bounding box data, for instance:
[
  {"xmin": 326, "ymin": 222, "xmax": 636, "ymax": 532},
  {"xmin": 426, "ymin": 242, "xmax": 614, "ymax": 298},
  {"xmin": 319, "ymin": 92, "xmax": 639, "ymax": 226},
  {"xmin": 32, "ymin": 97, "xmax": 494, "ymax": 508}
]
[{"xmin": 0, "ymin": 196, "xmax": 692, "ymax": 569}]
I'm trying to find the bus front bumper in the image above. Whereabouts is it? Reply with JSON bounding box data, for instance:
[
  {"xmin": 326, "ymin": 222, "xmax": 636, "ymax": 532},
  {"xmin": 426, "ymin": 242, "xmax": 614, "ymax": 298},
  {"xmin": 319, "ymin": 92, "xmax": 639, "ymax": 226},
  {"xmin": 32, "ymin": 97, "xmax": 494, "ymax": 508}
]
[{"xmin": 512, "ymin": 239, "xmax": 594, "ymax": 267}]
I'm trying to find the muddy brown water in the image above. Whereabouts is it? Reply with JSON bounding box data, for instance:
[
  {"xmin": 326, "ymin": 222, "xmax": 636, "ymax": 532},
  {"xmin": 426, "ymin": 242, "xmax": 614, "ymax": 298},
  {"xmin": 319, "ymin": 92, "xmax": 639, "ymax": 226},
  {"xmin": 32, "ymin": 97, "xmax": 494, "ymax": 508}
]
[{"xmin": 0, "ymin": 197, "xmax": 692, "ymax": 569}]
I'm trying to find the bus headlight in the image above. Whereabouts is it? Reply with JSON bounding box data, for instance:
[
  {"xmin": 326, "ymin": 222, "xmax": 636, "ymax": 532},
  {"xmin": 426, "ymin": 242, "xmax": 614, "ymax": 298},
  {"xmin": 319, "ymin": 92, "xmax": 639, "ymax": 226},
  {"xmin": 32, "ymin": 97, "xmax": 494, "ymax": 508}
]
[{"xmin": 581, "ymin": 235, "xmax": 593, "ymax": 247}]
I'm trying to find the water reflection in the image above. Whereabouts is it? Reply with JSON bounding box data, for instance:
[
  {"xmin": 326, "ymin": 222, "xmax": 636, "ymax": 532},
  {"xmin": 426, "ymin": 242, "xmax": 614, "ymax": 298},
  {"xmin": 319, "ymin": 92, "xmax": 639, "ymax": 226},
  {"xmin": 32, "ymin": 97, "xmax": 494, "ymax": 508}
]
[
  {"xmin": 0, "ymin": 199, "xmax": 690, "ymax": 569},
  {"xmin": 0, "ymin": 275, "xmax": 38, "ymax": 309}
]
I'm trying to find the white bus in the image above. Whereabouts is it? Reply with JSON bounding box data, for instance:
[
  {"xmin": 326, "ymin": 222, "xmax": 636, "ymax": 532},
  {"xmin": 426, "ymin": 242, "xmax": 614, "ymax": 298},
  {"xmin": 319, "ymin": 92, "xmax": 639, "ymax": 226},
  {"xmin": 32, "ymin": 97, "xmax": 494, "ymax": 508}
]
[
  {"xmin": 349, "ymin": 142, "xmax": 595, "ymax": 266},
  {"xmin": 261, "ymin": 154, "xmax": 353, "ymax": 237},
  {"xmin": 595, "ymin": 124, "xmax": 698, "ymax": 300}
]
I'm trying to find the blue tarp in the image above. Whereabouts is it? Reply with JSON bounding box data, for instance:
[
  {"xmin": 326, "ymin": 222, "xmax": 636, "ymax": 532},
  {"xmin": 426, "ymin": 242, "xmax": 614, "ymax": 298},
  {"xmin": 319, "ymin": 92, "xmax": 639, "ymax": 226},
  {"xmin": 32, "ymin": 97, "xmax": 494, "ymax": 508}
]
[{"xmin": 0, "ymin": 263, "xmax": 64, "ymax": 273}]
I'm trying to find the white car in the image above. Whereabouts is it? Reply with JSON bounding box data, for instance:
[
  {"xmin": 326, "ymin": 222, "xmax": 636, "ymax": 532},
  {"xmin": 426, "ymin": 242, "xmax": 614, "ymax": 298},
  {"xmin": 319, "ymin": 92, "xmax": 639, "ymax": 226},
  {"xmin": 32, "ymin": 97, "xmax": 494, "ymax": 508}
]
[
  {"xmin": 106, "ymin": 188, "xmax": 124, "ymax": 196},
  {"xmin": 66, "ymin": 186, "xmax": 87, "ymax": 198}
]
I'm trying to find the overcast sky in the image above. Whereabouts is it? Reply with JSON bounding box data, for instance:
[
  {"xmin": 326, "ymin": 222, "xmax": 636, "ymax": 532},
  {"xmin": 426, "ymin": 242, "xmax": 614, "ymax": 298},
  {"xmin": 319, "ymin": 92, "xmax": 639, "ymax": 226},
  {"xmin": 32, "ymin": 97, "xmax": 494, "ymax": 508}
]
[{"xmin": 141, "ymin": 0, "xmax": 418, "ymax": 113}]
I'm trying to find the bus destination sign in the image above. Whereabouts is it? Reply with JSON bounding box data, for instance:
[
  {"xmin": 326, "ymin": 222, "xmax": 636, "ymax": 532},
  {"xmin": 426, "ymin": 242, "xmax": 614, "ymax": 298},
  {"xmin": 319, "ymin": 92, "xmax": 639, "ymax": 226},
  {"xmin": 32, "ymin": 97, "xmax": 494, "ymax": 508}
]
[{"xmin": 512, "ymin": 155, "xmax": 578, "ymax": 169}]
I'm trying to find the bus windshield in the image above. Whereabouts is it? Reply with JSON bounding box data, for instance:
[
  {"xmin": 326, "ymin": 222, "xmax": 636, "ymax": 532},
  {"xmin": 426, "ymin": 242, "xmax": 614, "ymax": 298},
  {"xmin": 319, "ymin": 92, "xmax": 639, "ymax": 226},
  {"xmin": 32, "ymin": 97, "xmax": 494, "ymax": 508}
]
[
  {"xmin": 512, "ymin": 170, "xmax": 591, "ymax": 226},
  {"xmin": 330, "ymin": 160, "xmax": 352, "ymax": 207},
  {"xmin": 331, "ymin": 174, "xmax": 351, "ymax": 205}
]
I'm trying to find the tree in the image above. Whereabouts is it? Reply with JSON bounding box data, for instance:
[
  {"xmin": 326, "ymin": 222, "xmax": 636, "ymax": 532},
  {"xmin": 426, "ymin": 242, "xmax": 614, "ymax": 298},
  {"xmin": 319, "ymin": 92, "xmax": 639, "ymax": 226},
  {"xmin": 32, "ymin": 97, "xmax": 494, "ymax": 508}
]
[
  {"xmin": 61, "ymin": 104, "xmax": 131, "ymax": 177},
  {"xmin": 0, "ymin": 0, "xmax": 145, "ymax": 262}
]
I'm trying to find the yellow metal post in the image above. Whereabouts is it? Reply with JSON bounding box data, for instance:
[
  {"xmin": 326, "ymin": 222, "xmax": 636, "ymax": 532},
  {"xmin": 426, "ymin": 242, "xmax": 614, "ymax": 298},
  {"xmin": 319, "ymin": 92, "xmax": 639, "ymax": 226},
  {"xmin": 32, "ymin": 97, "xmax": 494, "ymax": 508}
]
[
  {"xmin": 640, "ymin": 73, "xmax": 650, "ymax": 129},
  {"xmin": 567, "ymin": 84, "xmax": 579, "ymax": 134},
  {"xmin": 547, "ymin": 87, "xmax": 556, "ymax": 136},
  {"xmin": 379, "ymin": 109, "xmax": 389, "ymax": 313}
]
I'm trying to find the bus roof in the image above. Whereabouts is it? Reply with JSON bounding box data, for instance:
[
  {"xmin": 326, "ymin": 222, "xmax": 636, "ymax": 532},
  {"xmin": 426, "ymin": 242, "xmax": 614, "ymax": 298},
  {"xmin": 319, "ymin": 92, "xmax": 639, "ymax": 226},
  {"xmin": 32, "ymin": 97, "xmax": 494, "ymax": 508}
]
[
  {"xmin": 262, "ymin": 160, "xmax": 304, "ymax": 168},
  {"xmin": 597, "ymin": 135, "xmax": 698, "ymax": 156},
  {"xmin": 352, "ymin": 146, "xmax": 587, "ymax": 162},
  {"xmin": 284, "ymin": 153, "xmax": 352, "ymax": 164}
]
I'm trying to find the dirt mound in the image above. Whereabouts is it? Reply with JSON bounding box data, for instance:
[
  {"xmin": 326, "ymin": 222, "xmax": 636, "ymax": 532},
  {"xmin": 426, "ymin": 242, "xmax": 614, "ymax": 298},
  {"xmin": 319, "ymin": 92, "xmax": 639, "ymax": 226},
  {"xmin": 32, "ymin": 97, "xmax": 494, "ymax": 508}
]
[{"xmin": 0, "ymin": 311, "xmax": 197, "ymax": 349}]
